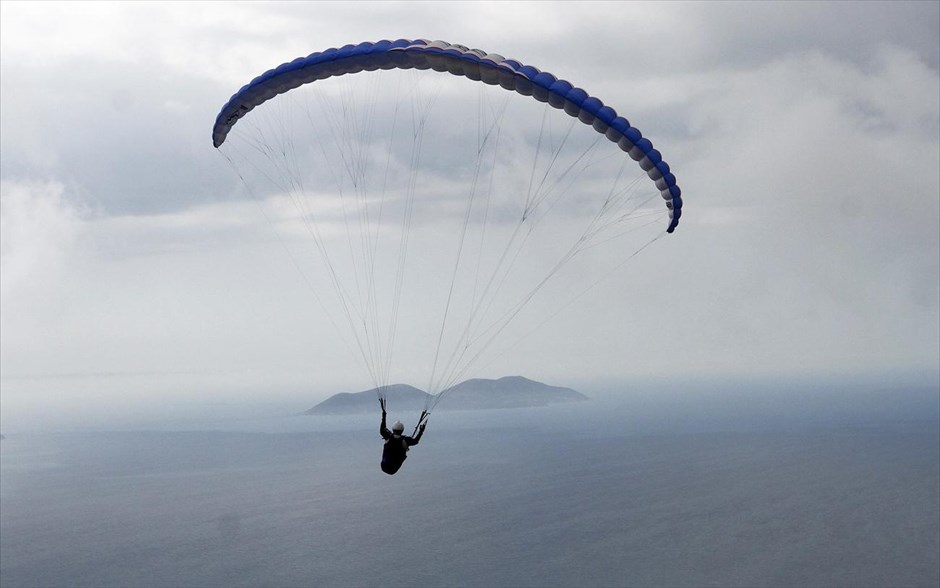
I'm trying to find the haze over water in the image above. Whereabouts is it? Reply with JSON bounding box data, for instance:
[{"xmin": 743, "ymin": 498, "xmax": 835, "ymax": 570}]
[
  {"xmin": 1, "ymin": 3, "xmax": 938, "ymax": 587},
  {"xmin": 1, "ymin": 377, "xmax": 938, "ymax": 588}
]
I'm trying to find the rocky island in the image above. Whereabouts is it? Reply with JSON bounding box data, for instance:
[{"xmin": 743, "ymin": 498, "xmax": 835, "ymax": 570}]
[{"xmin": 304, "ymin": 376, "xmax": 587, "ymax": 415}]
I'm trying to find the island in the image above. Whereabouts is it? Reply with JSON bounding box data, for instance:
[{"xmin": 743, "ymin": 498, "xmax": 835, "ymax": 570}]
[{"xmin": 304, "ymin": 376, "xmax": 588, "ymax": 415}]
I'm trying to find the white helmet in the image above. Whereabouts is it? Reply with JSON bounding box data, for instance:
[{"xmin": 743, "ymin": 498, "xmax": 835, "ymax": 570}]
[{"xmin": 392, "ymin": 421, "xmax": 405, "ymax": 434}]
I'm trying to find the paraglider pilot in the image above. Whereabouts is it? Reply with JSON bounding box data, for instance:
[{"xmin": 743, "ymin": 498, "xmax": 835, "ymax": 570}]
[{"xmin": 380, "ymin": 399, "xmax": 426, "ymax": 475}]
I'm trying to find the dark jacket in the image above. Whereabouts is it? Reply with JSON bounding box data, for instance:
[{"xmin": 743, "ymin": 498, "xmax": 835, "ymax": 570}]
[{"xmin": 380, "ymin": 412, "xmax": 424, "ymax": 475}]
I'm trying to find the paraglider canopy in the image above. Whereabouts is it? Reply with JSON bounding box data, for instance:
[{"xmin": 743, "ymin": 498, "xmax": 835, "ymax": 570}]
[{"xmin": 213, "ymin": 39, "xmax": 681, "ymax": 232}]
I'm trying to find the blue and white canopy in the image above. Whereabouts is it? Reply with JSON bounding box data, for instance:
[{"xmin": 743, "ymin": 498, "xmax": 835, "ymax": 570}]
[{"xmin": 212, "ymin": 39, "xmax": 682, "ymax": 232}]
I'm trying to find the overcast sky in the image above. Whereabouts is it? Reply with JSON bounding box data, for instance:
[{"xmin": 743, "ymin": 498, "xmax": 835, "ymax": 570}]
[{"xmin": 1, "ymin": 1, "xmax": 938, "ymax": 428}]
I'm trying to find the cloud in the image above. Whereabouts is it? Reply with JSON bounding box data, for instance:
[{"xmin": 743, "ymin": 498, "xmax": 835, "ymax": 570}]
[
  {"xmin": 3, "ymin": 2, "xmax": 935, "ymax": 217},
  {"xmin": 0, "ymin": 180, "xmax": 85, "ymax": 298}
]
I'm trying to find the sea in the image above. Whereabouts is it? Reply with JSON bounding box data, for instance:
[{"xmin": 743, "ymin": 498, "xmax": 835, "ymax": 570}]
[{"xmin": 1, "ymin": 379, "xmax": 938, "ymax": 588}]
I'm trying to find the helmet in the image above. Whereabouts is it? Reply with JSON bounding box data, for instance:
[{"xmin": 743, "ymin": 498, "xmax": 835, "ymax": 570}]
[{"xmin": 392, "ymin": 421, "xmax": 405, "ymax": 434}]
